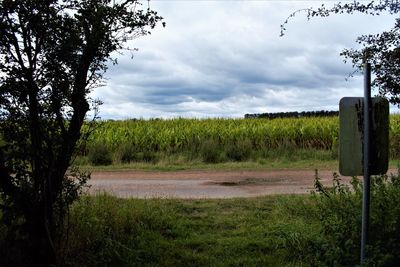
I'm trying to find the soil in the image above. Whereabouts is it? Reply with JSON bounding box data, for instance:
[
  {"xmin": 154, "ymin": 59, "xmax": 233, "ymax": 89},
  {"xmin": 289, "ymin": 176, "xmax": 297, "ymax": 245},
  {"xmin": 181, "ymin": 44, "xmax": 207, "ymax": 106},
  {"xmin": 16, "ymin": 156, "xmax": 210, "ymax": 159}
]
[{"xmin": 86, "ymin": 168, "xmax": 375, "ymax": 199}]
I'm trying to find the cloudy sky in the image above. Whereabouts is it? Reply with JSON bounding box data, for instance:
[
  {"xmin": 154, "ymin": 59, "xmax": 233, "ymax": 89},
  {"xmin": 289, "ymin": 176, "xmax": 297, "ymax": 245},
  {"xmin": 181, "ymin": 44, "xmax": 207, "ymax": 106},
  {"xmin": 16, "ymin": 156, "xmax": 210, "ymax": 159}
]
[{"xmin": 90, "ymin": 0, "xmax": 398, "ymax": 119}]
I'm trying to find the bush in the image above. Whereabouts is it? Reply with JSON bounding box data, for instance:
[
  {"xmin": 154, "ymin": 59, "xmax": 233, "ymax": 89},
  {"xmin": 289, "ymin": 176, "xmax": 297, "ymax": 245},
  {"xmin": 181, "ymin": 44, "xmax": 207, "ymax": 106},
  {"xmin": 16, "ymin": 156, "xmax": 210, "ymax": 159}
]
[
  {"xmin": 115, "ymin": 143, "xmax": 138, "ymax": 163},
  {"xmin": 200, "ymin": 139, "xmax": 224, "ymax": 163},
  {"xmin": 226, "ymin": 138, "xmax": 253, "ymax": 161},
  {"xmin": 281, "ymin": 170, "xmax": 400, "ymax": 266},
  {"xmin": 140, "ymin": 150, "xmax": 158, "ymax": 163},
  {"xmin": 88, "ymin": 143, "xmax": 112, "ymax": 165}
]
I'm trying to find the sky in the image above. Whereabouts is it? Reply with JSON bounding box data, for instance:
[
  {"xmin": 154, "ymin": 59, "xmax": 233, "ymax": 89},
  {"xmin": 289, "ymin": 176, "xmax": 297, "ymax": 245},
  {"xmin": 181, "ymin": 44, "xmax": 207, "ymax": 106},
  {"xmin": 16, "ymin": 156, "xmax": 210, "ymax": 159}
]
[{"xmin": 90, "ymin": 0, "xmax": 399, "ymax": 119}]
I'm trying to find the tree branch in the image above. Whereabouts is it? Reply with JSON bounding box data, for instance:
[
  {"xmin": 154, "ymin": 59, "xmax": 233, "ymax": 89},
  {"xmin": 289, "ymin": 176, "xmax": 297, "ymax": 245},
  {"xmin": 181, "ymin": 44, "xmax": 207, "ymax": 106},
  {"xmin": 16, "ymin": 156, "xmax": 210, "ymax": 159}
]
[{"xmin": 280, "ymin": 1, "xmax": 400, "ymax": 37}]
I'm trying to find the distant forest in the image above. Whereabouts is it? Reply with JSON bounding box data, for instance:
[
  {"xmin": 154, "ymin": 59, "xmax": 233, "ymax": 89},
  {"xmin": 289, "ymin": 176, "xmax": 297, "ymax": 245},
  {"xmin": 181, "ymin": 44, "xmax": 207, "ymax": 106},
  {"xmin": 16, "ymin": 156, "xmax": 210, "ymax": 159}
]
[{"xmin": 244, "ymin": 110, "xmax": 339, "ymax": 119}]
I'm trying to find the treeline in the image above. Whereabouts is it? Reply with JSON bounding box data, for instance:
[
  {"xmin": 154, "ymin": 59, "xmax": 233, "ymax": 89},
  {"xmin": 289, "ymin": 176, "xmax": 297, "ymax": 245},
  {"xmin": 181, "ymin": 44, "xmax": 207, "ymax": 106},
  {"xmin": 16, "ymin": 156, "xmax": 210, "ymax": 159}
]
[{"xmin": 245, "ymin": 110, "xmax": 339, "ymax": 119}]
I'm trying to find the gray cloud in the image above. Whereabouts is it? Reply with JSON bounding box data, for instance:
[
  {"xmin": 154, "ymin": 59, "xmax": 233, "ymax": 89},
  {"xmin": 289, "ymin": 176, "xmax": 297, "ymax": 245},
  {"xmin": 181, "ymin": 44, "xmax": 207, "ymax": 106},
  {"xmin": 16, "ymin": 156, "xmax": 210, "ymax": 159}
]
[{"xmin": 89, "ymin": 1, "xmax": 398, "ymax": 119}]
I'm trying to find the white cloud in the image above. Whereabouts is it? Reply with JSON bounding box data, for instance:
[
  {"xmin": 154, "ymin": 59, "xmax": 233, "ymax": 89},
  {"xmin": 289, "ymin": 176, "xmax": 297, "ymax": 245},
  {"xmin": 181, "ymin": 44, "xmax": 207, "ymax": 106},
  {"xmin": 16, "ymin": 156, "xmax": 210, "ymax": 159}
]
[{"xmin": 90, "ymin": 1, "xmax": 399, "ymax": 119}]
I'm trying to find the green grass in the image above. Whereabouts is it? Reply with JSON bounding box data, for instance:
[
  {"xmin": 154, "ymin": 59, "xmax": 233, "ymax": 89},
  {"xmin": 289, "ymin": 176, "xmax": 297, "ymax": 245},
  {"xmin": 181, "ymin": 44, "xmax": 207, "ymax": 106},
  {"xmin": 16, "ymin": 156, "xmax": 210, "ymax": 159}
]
[
  {"xmin": 74, "ymin": 148, "xmax": 339, "ymax": 171},
  {"xmin": 59, "ymin": 172, "xmax": 400, "ymax": 266},
  {"xmin": 75, "ymin": 159, "xmax": 339, "ymax": 172},
  {"xmin": 62, "ymin": 194, "xmax": 309, "ymax": 267},
  {"xmin": 75, "ymin": 156, "xmax": 400, "ymax": 173}
]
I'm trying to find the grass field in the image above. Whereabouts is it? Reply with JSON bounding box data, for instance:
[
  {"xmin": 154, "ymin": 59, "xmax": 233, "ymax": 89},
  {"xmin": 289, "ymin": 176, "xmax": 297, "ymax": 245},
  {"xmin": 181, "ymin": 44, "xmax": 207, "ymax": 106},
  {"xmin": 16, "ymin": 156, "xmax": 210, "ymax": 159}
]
[{"xmin": 60, "ymin": 193, "xmax": 320, "ymax": 267}]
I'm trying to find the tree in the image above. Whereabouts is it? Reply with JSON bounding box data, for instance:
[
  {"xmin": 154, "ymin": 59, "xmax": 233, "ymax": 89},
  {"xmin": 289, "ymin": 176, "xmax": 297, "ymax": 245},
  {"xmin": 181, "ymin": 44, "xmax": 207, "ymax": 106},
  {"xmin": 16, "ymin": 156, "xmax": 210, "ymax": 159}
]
[
  {"xmin": 281, "ymin": 0, "xmax": 400, "ymax": 104},
  {"xmin": 0, "ymin": 0, "xmax": 163, "ymax": 266}
]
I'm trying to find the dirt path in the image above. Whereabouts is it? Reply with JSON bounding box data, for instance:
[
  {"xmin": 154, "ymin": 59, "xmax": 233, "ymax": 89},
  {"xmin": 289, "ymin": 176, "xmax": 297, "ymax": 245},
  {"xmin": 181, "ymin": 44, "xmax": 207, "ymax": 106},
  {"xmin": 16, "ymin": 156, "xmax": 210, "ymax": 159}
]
[{"xmin": 87, "ymin": 169, "xmax": 366, "ymax": 199}]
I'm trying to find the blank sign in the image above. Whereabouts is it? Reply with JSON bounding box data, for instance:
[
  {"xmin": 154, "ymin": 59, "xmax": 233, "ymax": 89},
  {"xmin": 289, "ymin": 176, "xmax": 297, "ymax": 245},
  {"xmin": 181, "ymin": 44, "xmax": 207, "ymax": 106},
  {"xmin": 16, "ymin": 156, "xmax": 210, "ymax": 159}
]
[{"xmin": 339, "ymin": 97, "xmax": 389, "ymax": 176}]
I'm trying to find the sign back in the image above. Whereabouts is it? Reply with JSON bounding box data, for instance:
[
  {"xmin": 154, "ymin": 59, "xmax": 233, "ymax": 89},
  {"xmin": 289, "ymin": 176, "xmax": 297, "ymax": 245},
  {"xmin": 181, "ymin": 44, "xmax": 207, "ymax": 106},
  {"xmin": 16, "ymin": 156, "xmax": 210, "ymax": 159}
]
[{"xmin": 339, "ymin": 97, "xmax": 389, "ymax": 176}]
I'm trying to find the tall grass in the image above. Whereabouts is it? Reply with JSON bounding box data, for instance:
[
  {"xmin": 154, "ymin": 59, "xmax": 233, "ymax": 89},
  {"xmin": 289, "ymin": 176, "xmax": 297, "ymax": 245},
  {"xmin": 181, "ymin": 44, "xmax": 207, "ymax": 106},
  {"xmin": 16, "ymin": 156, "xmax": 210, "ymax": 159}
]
[{"xmin": 60, "ymin": 195, "xmax": 301, "ymax": 267}]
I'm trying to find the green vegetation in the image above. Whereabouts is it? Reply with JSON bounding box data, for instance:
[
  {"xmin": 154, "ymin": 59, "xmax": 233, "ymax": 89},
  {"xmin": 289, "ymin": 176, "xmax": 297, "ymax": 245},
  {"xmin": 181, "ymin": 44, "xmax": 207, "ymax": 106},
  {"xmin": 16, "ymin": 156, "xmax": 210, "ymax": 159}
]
[
  {"xmin": 62, "ymin": 195, "xmax": 296, "ymax": 267},
  {"xmin": 2, "ymin": 171, "xmax": 400, "ymax": 266},
  {"xmin": 281, "ymin": 171, "xmax": 400, "ymax": 266},
  {"xmin": 77, "ymin": 115, "xmax": 400, "ymax": 168},
  {"xmin": 86, "ymin": 117, "xmax": 338, "ymax": 153},
  {"xmin": 77, "ymin": 149, "xmax": 339, "ymax": 172}
]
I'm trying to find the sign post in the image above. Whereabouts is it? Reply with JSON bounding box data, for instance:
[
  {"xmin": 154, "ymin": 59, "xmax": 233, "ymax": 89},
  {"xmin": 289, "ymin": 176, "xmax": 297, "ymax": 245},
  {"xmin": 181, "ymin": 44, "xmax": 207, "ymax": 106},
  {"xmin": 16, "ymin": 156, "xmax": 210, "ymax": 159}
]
[
  {"xmin": 339, "ymin": 63, "xmax": 389, "ymax": 266},
  {"xmin": 361, "ymin": 62, "xmax": 371, "ymax": 267}
]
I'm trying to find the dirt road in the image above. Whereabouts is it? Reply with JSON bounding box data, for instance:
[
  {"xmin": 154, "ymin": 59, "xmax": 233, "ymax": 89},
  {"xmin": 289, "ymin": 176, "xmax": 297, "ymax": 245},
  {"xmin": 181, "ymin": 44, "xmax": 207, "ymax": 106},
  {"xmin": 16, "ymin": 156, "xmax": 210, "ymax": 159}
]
[{"xmin": 87, "ymin": 169, "xmax": 362, "ymax": 198}]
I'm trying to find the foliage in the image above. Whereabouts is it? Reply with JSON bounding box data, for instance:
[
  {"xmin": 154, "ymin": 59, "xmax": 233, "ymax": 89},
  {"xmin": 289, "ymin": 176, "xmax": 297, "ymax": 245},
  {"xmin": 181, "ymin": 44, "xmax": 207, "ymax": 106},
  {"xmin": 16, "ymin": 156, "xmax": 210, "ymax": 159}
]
[
  {"xmin": 0, "ymin": 0, "xmax": 163, "ymax": 265},
  {"xmin": 226, "ymin": 138, "xmax": 252, "ymax": 161},
  {"xmin": 281, "ymin": 0, "xmax": 400, "ymax": 105},
  {"xmin": 200, "ymin": 138, "xmax": 224, "ymax": 163},
  {"xmin": 88, "ymin": 143, "xmax": 113, "ymax": 166},
  {"xmin": 280, "ymin": 170, "xmax": 400, "ymax": 266},
  {"xmin": 115, "ymin": 142, "xmax": 140, "ymax": 163}
]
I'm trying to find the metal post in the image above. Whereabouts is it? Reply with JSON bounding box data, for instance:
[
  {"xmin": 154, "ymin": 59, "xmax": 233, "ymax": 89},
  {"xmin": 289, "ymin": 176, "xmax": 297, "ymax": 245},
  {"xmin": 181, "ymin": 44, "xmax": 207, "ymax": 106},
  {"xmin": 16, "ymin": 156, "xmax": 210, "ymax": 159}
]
[{"xmin": 361, "ymin": 62, "xmax": 371, "ymax": 266}]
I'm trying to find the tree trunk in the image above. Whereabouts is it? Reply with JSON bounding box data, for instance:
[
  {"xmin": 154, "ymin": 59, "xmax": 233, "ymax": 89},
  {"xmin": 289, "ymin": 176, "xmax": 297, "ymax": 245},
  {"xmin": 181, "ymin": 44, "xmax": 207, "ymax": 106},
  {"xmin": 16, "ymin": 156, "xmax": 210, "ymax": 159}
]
[{"xmin": 27, "ymin": 206, "xmax": 57, "ymax": 267}]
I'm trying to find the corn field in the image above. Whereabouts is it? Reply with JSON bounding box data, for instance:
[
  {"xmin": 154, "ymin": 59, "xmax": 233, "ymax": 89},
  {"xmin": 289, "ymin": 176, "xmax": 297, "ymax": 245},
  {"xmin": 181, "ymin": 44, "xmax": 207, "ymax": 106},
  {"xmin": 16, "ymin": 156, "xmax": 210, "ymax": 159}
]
[
  {"xmin": 80, "ymin": 115, "xmax": 400, "ymax": 164},
  {"xmin": 86, "ymin": 117, "xmax": 338, "ymax": 150}
]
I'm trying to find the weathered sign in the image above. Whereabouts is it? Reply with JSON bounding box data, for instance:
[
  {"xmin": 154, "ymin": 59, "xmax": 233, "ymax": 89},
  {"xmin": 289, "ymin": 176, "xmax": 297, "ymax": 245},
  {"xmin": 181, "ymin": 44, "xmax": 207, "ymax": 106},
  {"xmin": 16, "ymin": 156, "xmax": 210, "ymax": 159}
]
[{"xmin": 339, "ymin": 97, "xmax": 389, "ymax": 176}]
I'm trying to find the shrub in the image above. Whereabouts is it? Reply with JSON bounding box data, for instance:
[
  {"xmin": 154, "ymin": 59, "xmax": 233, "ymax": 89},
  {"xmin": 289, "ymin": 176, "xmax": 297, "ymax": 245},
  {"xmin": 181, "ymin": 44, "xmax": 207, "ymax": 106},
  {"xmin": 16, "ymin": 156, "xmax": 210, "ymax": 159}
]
[
  {"xmin": 226, "ymin": 138, "xmax": 253, "ymax": 161},
  {"xmin": 140, "ymin": 150, "xmax": 158, "ymax": 163},
  {"xmin": 115, "ymin": 143, "xmax": 138, "ymax": 163},
  {"xmin": 281, "ymin": 170, "xmax": 400, "ymax": 266},
  {"xmin": 200, "ymin": 139, "xmax": 224, "ymax": 163},
  {"xmin": 88, "ymin": 143, "xmax": 112, "ymax": 165}
]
